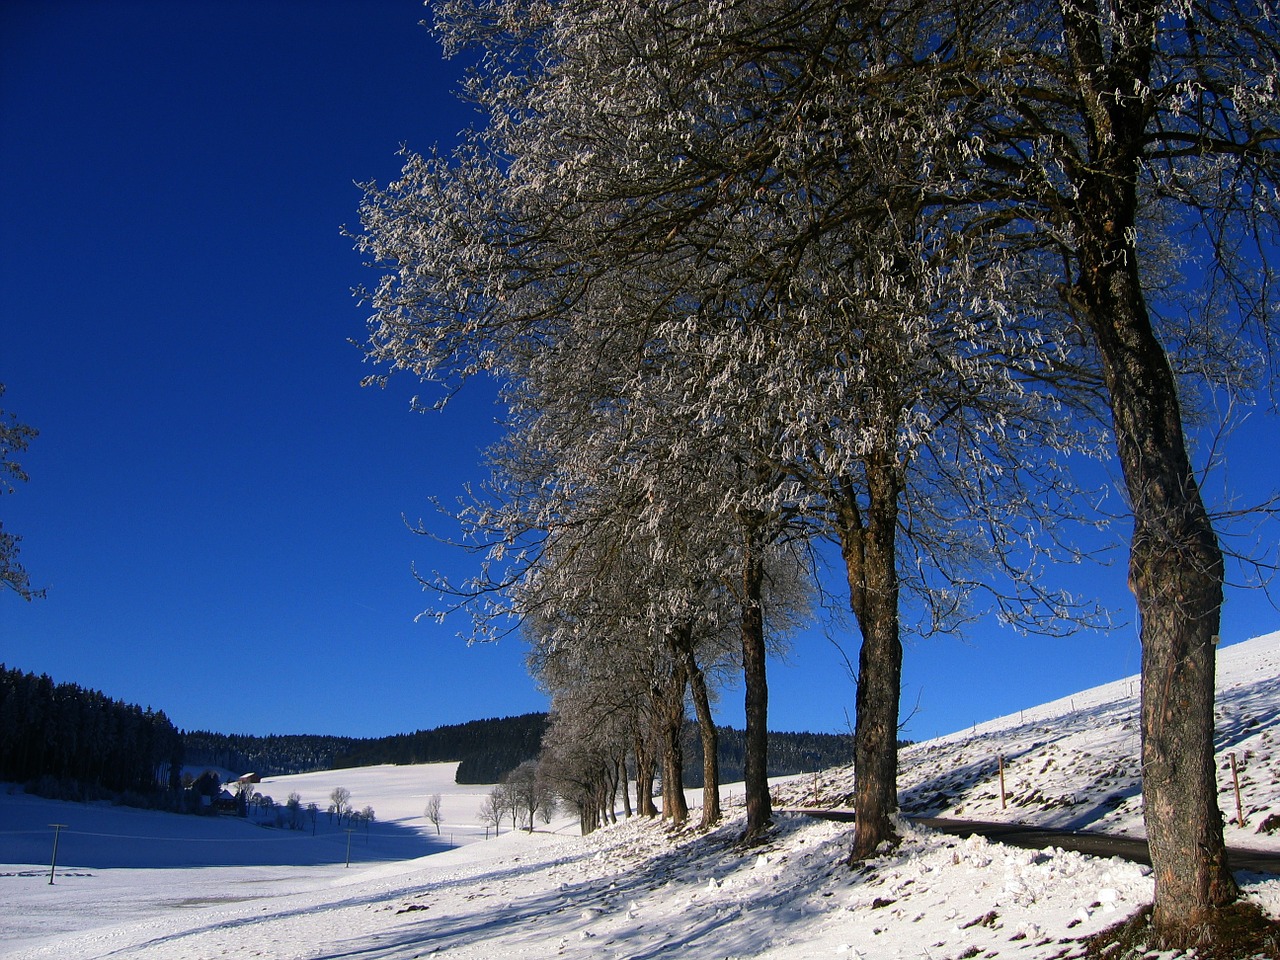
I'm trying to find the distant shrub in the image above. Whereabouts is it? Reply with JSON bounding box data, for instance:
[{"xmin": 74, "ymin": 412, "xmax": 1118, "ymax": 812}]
[
  {"xmin": 113, "ymin": 790, "xmax": 151, "ymax": 810},
  {"xmin": 27, "ymin": 775, "xmax": 84, "ymax": 802}
]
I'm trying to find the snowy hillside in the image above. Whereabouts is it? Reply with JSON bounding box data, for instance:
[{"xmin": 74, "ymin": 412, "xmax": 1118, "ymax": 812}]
[
  {"xmin": 780, "ymin": 630, "xmax": 1280, "ymax": 853},
  {"xmin": 4, "ymin": 631, "xmax": 1280, "ymax": 960}
]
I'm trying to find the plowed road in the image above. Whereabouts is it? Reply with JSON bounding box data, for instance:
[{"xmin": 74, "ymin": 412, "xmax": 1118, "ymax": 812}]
[{"xmin": 787, "ymin": 809, "xmax": 1280, "ymax": 875}]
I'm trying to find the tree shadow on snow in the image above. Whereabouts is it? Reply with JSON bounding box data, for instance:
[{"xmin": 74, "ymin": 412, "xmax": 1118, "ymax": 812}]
[
  {"xmin": 301, "ymin": 814, "xmax": 871, "ymax": 960},
  {"xmin": 2, "ymin": 803, "xmax": 445, "ymax": 869}
]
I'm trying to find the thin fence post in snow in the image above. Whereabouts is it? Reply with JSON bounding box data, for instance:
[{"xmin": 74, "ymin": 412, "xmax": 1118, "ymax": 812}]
[
  {"xmin": 344, "ymin": 828, "xmax": 355, "ymax": 868},
  {"xmin": 1230, "ymin": 752, "xmax": 1245, "ymax": 827},
  {"xmin": 48, "ymin": 823, "xmax": 66, "ymax": 885},
  {"xmin": 998, "ymin": 756, "xmax": 1006, "ymax": 810}
]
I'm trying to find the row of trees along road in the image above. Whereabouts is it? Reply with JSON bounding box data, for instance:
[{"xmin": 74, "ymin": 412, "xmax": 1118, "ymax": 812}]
[{"xmin": 353, "ymin": 0, "xmax": 1278, "ymax": 948}]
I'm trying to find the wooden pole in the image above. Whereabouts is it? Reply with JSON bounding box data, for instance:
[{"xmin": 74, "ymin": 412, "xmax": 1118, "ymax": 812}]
[
  {"xmin": 998, "ymin": 756, "xmax": 1007, "ymax": 810},
  {"xmin": 48, "ymin": 823, "xmax": 66, "ymax": 885},
  {"xmin": 1230, "ymin": 752, "xmax": 1245, "ymax": 827}
]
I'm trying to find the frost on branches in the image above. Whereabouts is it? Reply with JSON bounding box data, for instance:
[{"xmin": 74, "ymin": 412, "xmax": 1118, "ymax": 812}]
[{"xmin": 354, "ymin": 0, "xmax": 1279, "ymax": 943}]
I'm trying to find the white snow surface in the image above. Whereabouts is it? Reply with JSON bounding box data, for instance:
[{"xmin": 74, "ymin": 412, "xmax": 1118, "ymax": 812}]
[{"xmin": 4, "ymin": 631, "xmax": 1280, "ymax": 959}]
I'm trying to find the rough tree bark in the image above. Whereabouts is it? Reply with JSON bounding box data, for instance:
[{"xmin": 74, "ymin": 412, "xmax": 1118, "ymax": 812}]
[
  {"xmin": 617, "ymin": 754, "xmax": 633, "ymax": 819},
  {"xmin": 1059, "ymin": 0, "xmax": 1238, "ymax": 938},
  {"xmin": 677, "ymin": 629, "xmax": 723, "ymax": 829},
  {"xmin": 1074, "ymin": 214, "xmax": 1237, "ymax": 932},
  {"xmin": 739, "ymin": 521, "xmax": 772, "ymax": 842},
  {"xmin": 657, "ymin": 657, "xmax": 689, "ymax": 826},
  {"xmin": 634, "ymin": 732, "xmax": 658, "ymax": 817},
  {"xmin": 838, "ymin": 450, "xmax": 905, "ymax": 862}
]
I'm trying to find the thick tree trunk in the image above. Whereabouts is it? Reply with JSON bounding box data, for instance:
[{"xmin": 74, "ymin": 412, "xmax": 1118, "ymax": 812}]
[
  {"xmin": 687, "ymin": 651, "xmax": 722, "ymax": 829},
  {"xmin": 604, "ymin": 761, "xmax": 618, "ymax": 825},
  {"xmin": 662, "ymin": 739, "xmax": 688, "ymax": 825},
  {"xmin": 1059, "ymin": 0, "xmax": 1237, "ymax": 941},
  {"xmin": 658, "ymin": 660, "xmax": 689, "ymax": 826},
  {"xmin": 839, "ymin": 460, "xmax": 904, "ymax": 862},
  {"xmin": 670, "ymin": 620, "xmax": 722, "ymax": 828},
  {"xmin": 740, "ymin": 524, "xmax": 772, "ymax": 842},
  {"xmin": 634, "ymin": 735, "xmax": 659, "ymax": 817},
  {"xmin": 618, "ymin": 754, "xmax": 633, "ymax": 819},
  {"xmin": 1077, "ymin": 236, "xmax": 1236, "ymax": 936}
]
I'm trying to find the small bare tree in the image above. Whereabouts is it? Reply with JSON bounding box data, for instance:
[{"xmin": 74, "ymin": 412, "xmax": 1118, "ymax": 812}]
[
  {"xmin": 504, "ymin": 761, "xmax": 547, "ymax": 831},
  {"xmin": 477, "ymin": 790, "xmax": 502, "ymax": 837},
  {"xmin": 424, "ymin": 793, "xmax": 443, "ymax": 834}
]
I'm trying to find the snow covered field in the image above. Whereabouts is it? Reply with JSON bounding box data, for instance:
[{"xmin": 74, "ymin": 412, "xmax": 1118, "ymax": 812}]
[{"xmin": 4, "ymin": 631, "xmax": 1280, "ymax": 960}]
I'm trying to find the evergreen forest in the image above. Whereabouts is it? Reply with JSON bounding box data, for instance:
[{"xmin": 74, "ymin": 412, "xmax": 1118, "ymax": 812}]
[
  {"xmin": 1, "ymin": 664, "xmax": 857, "ymax": 800},
  {"xmin": 0, "ymin": 665, "xmax": 184, "ymax": 800}
]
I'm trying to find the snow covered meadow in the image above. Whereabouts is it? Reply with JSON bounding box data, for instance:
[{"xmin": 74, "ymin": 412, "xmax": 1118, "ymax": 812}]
[{"xmin": 5, "ymin": 631, "xmax": 1280, "ymax": 960}]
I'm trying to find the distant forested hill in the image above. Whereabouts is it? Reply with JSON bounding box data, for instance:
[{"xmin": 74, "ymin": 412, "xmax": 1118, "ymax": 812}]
[
  {"xmin": 0, "ymin": 664, "xmax": 183, "ymax": 799},
  {"xmin": 184, "ymin": 715, "xmax": 856, "ymax": 786},
  {"xmin": 180, "ymin": 730, "xmax": 359, "ymax": 777},
  {"xmin": 182, "ymin": 713, "xmax": 549, "ymax": 783},
  {"xmin": 1, "ymin": 660, "xmax": 860, "ymax": 793},
  {"xmin": 682, "ymin": 725, "xmax": 855, "ymax": 788}
]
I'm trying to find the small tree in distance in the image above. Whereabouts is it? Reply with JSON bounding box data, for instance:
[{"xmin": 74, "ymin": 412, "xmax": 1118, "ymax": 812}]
[
  {"xmin": 478, "ymin": 791, "xmax": 502, "ymax": 837},
  {"xmin": 504, "ymin": 761, "xmax": 550, "ymax": 832},
  {"xmin": 424, "ymin": 793, "xmax": 443, "ymax": 835},
  {"xmin": 329, "ymin": 786, "xmax": 351, "ymax": 825}
]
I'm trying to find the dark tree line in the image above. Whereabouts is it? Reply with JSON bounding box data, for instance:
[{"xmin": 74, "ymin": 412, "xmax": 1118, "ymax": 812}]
[
  {"xmin": 185, "ymin": 711, "xmax": 850, "ymax": 786},
  {"xmin": 0, "ymin": 665, "xmax": 183, "ymax": 797},
  {"xmin": 682, "ymin": 726, "xmax": 860, "ymax": 790},
  {"xmin": 329, "ymin": 712, "xmax": 551, "ymax": 780},
  {"xmin": 182, "ymin": 730, "xmax": 357, "ymax": 777},
  {"xmin": 182, "ymin": 714, "xmax": 552, "ymax": 780}
]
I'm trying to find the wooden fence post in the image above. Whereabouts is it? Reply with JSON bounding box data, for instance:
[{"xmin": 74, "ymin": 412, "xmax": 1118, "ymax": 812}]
[{"xmin": 1230, "ymin": 752, "xmax": 1245, "ymax": 827}]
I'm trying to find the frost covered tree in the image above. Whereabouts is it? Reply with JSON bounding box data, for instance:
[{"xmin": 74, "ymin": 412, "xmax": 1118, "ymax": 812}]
[
  {"xmin": 510, "ymin": 370, "xmax": 814, "ymax": 835},
  {"xmin": 354, "ymin": 0, "xmax": 1103, "ymax": 860},
  {"xmin": 890, "ymin": 0, "xmax": 1280, "ymax": 943},
  {"xmin": 503, "ymin": 760, "xmax": 548, "ymax": 831},
  {"xmin": 329, "ymin": 786, "xmax": 351, "ymax": 824},
  {"xmin": 536, "ymin": 676, "xmax": 636, "ymax": 835},
  {"xmin": 523, "ymin": 497, "xmax": 736, "ymax": 831},
  {"xmin": 0, "ymin": 384, "xmax": 43, "ymax": 601}
]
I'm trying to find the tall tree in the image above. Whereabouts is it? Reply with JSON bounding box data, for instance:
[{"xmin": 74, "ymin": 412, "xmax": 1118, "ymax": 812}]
[{"xmin": 919, "ymin": 0, "xmax": 1279, "ymax": 942}]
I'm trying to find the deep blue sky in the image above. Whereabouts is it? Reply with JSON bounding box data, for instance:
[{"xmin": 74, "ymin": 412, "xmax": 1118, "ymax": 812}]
[{"xmin": 2, "ymin": 1, "xmax": 1276, "ymax": 742}]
